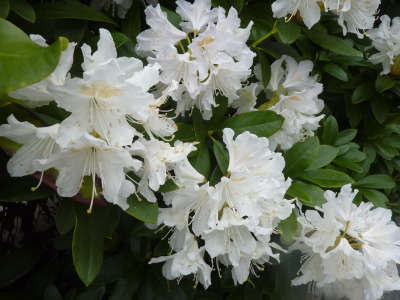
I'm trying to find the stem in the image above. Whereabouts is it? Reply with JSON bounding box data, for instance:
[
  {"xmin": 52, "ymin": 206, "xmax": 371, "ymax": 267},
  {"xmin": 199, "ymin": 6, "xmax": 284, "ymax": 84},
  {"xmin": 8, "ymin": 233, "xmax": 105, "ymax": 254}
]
[
  {"xmin": 178, "ymin": 41, "xmax": 186, "ymax": 54},
  {"xmin": 250, "ymin": 21, "xmax": 278, "ymax": 49}
]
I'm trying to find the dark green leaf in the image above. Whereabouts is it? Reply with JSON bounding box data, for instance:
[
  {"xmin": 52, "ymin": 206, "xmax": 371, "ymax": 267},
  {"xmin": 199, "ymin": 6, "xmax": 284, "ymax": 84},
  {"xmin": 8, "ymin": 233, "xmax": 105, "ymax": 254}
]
[
  {"xmin": 351, "ymin": 82, "xmax": 375, "ymax": 104},
  {"xmin": 130, "ymin": 236, "xmax": 149, "ymax": 262},
  {"xmin": 157, "ymin": 179, "xmax": 180, "ymax": 193},
  {"xmin": 304, "ymin": 24, "xmax": 363, "ymax": 57},
  {"xmin": 193, "ymin": 108, "xmax": 210, "ymax": 143},
  {"xmin": 0, "ymin": 0, "xmax": 9, "ymax": 18},
  {"xmin": 299, "ymin": 169, "xmax": 354, "ymax": 187},
  {"xmin": 109, "ymin": 268, "xmax": 141, "ymax": 300},
  {"xmin": 256, "ymin": 50, "xmax": 271, "ymax": 89},
  {"xmin": 233, "ymin": 0, "xmax": 244, "ymax": 13},
  {"xmin": 283, "ymin": 137, "xmax": 319, "ymax": 178},
  {"xmin": 370, "ymin": 95, "xmax": 389, "ymax": 124},
  {"xmin": 335, "ymin": 129, "xmax": 357, "ymax": 146},
  {"xmin": 322, "ymin": 64, "xmax": 348, "ymax": 82},
  {"xmin": 160, "ymin": 6, "xmax": 182, "ymax": 29},
  {"xmin": 333, "ymin": 156, "xmax": 363, "ymax": 172},
  {"xmin": 189, "ymin": 145, "xmax": 211, "ymax": 179},
  {"xmin": 276, "ymin": 18, "xmax": 301, "ymax": 44},
  {"xmin": 358, "ymin": 188, "xmax": 387, "ymax": 208},
  {"xmin": 306, "ymin": 145, "xmax": 339, "ymax": 170},
  {"xmin": 277, "ymin": 211, "xmax": 297, "ymax": 243},
  {"xmin": 55, "ymin": 198, "xmax": 75, "ymax": 235},
  {"xmin": 213, "ymin": 140, "xmax": 229, "ymax": 175},
  {"xmin": 210, "ymin": 95, "xmax": 228, "ymax": 128},
  {"xmin": 353, "ymin": 175, "xmax": 396, "ymax": 189},
  {"xmin": 0, "ymin": 19, "xmax": 68, "ymax": 93},
  {"xmin": 10, "ymin": 0, "xmax": 35, "ymax": 22},
  {"xmin": 0, "ymin": 174, "xmax": 54, "ymax": 202},
  {"xmin": 126, "ymin": 194, "xmax": 158, "ymax": 224},
  {"xmin": 215, "ymin": 110, "xmax": 284, "ymax": 138},
  {"xmin": 73, "ymin": 203, "xmax": 108, "ymax": 286},
  {"xmin": 286, "ymin": 180, "xmax": 326, "ymax": 207},
  {"xmin": 104, "ymin": 206, "xmax": 121, "ymax": 239},
  {"xmin": 122, "ymin": 2, "xmax": 141, "ymax": 40},
  {"xmin": 44, "ymin": 285, "xmax": 62, "ymax": 300},
  {"xmin": 375, "ymin": 75, "xmax": 395, "ymax": 93},
  {"xmin": 209, "ymin": 165, "xmax": 223, "ymax": 186},
  {"xmin": 0, "ymin": 247, "xmax": 41, "ymax": 289},
  {"xmin": 34, "ymin": 0, "xmax": 117, "ymax": 25},
  {"xmin": 321, "ymin": 116, "xmax": 338, "ymax": 145},
  {"xmin": 76, "ymin": 286, "xmax": 106, "ymax": 300},
  {"xmin": 174, "ymin": 123, "xmax": 196, "ymax": 142}
]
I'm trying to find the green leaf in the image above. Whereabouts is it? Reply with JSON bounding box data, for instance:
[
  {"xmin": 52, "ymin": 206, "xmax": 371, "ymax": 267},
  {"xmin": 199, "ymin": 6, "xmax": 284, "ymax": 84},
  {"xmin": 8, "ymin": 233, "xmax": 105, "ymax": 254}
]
[
  {"xmin": 299, "ymin": 169, "xmax": 354, "ymax": 187},
  {"xmin": 126, "ymin": 194, "xmax": 158, "ymax": 224},
  {"xmin": 322, "ymin": 64, "xmax": 348, "ymax": 82},
  {"xmin": 321, "ymin": 116, "xmax": 338, "ymax": 145},
  {"xmin": 304, "ymin": 24, "xmax": 363, "ymax": 57},
  {"xmin": 10, "ymin": 0, "xmax": 35, "ymax": 22},
  {"xmin": 160, "ymin": 6, "xmax": 182, "ymax": 29},
  {"xmin": 353, "ymin": 175, "xmax": 396, "ymax": 189},
  {"xmin": 335, "ymin": 129, "xmax": 357, "ymax": 146},
  {"xmin": 0, "ymin": 175, "xmax": 55, "ymax": 202},
  {"xmin": 44, "ymin": 285, "xmax": 62, "ymax": 300},
  {"xmin": 157, "ymin": 179, "xmax": 179, "ymax": 193},
  {"xmin": 351, "ymin": 82, "xmax": 375, "ymax": 104},
  {"xmin": 0, "ymin": 0, "xmax": 9, "ymax": 18},
  {"xmin": 277, "ymin": 211, "xmax": 297, "ymax": 243},
  {"xmin": 193, "ymin": 108, "xmax": 210, "ymax": 143},
  {"xmin": 256, "ymin": 50, "xmax": 271, "ymax": 89},
  {"xmin": 213, "ymin": 140, "xmax": 229, "ymax": 175},
  {"xmin": 333, "ymin": 156, "xmax": 363, "ymax": 172},
  {"xmin": 55, "ymin": 198, "xmax": 75, "ymax": 235},
  {"xmin": 233, "ymin": 0, "xmax": 244, "ymax": 13},
  {"xmin": 283, "ymin": 137, "xmax": 319, "ymax": 179},
  {"xmin": 189, "ymin": 145, "xmax": 211, "ymax": 179},
  {"xmin": 209, "ymin": 165, "xmax": 223, "ymax": 186},
  {"xmin": 0, "ymin": 19, "xmax": 68, "ymax": 94},
  {"xmin": 276, "ymin": 18, "xmax": 301, "ymax": 44},
  {"xmin": 375, "ymin": 75, "xmax": 395, "ymax": 93},
  {"xmin": 122, "ymin": 2, "xmax": 141, "ymax": 39},
  {"xmin": 174, "ymin": 123, "xmax": 196, "ymax": 143},
  {"xmin": 0, "ymin": 247, "xmax": 41, "ymax": 289},
  {"xmin": 306, "ymin": 145, "xmax": 339, "ymax": 170},
  {"xmin": 76, "ymin": 286, "xmax": 106, "ymax": 300},
  {"xmin": 34, "ymin": 0, "xmax": 117, "ymax": 25},
  {"xmin": 358, "ymin": 188, "xmax": 387, "ymax": 208},
  {"xmin": 73, "ymin": 203, "xmax": 108, "ymax": 286},
  {"xmin": 370, "ymin": 95, "xmax": 389, "ymax": 124},
  {"xmin": 286, "ymin": 180, "xmax": 326, "ymax": 207},
  {"xmin": 215, "ymin": 110, "xmax": 284, "ymax": 138}
]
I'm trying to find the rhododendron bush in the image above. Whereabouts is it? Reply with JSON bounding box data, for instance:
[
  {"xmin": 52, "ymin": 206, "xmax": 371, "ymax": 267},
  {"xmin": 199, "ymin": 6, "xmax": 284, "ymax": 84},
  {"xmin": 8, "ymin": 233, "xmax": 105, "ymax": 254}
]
[{"xmin": 1, "ymin": 0, "xmax": 400, "ymax": 299}]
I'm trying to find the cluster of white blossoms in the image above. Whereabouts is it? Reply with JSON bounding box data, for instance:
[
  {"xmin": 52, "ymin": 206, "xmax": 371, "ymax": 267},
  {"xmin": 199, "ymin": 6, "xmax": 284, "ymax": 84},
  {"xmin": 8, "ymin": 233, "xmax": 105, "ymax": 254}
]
[
  {"xmin": 272, "ymin": 0, "xmax": 381, "ymax": 38},
  {"xmin": 291, "ymin": 185, "xmax": 400, "ymax": 300},
  {"xmin": 1, "ymin": 29, "xmax": 196, "ymax": 211},
  {"xmin": 149, "ymin": 128, "xmax": 293, "ymax": 287},
  {"xmin": 251, "ymin": 55, "xmax": 324, "ymax": 151},
  {"xmin": 366, "ymin": 15, "xmax": 400, "ymax": 75},
  {"xmin": 136, "ymin": 0, "xmax": 255, "ymax": 119}
]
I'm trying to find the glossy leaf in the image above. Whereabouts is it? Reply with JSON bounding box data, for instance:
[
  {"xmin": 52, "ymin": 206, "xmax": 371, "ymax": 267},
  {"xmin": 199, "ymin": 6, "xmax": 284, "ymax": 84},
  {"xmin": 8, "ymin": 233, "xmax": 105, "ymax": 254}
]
[
  {"xmin": 213, "ymin": 140, "xmax": 229, "ymax": 175},
  {"xmin": 10, "ymin": 0, "xmax": 35, "ymax": 22},
  {"xmin": 126, "ymin": 194, "xmax": 158, "ymax": 224},
  {"xmin": 276, "ymin": 18, "xmax": 300, "ymax": 44},
  {"xmin": 299, "ymin": 169, "xmax": 354, "ymax": 187},
  {"xmin": 286, "ymin": 180, "xmax": 326, "ymax": 207},
  {"xmin": 277, "ymin": 211, "xmax": 298, "ymax": 243},
  {"xmin": 306, "ymin": 145, "xmax": 339, "ymax": 170},
  {"xmin": 358, "ymin": 188, "xmax": 387, "ymax": 208},
  {"xmin": 321, "ymin": 116, "xmax": 338, "ymax": 145},
  {"xmin": 72, "ymin": 203, "xmax": 108, "ymax": 286},
  {"xmin": 55, "ymin": 198, "xmax": 75, "ymax": 235},
  {"xmin": 257, "ymin": 50, "xmax": 271, "ymax": 89},
  {"xmin": 304, "ymin": 24, "xmax": 363, "ymax": 57},
  {"xmin": 322, "ymin": 64, "xmax": 348, "ymax": 82},
  {"xmin": 189, "ymin": 145, "xmax": 211, "ymax": 179},
  {"xmin": 0, "ymin": 19, "xmax": 68, "ymax": 93},
  {"xmin": 375, "ymin": 75, "xmax": 395, "ymax": 93},
  {"xmin": 351, "ymin": 82, "xmax": 375, "ymax": 104},
  {"xmin": 215, "ymin": 110, "xmax": 284, "ymax": 138},
  {"xmin": 353, "ymin": 175, "xmax": 396, "ymax": 189},
  {"xmin": 34, "ymin": 0, "xmax": 117, "ymax": 25},
  {"xmin": 335, "ymin": 129, "xmax": 357, "ymax": 146},
  {"xmin": 283, "ymin": 137, "xmax": 319, "ymax": 178}
]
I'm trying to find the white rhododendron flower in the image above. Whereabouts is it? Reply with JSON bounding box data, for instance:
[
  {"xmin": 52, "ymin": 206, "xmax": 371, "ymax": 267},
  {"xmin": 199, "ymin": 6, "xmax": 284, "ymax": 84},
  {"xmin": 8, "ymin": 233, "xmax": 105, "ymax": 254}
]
[
  {"xmin": 271, "ymin": 0, "xmax": 380, "ymax": 37},
  {"xmin": 151, "ymin": 128, "xmax": 293, "ymax": 286},
  {"xmin": 366, "ymin": 15, "xmax": 400, "ymax": 74},
  {"xmin": 8, "ymin": 35, "xmax": 76, "ymax": 107},
  {"xmin": 136, "ymin": 0, "xmax": 255, "ymax": 119},
  {"xmin": 291, "ymin": 184, "xmax": 400, "ymax": 300},
  {"xmin": 255, "ymin": 55, "xmax": 324, "ymax": 150}
]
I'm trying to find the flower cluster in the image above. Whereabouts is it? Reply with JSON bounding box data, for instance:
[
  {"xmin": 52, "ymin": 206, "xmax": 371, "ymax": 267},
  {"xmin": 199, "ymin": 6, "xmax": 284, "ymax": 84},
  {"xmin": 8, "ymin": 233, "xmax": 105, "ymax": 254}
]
[
  {"xmin": 272, "ymin": 0, "xmax": 381, "ymax": 38},
  {"xmin": 136, "ymin": 0, "xmax": 255, "ymax": 119},
  {"xmin": 1, "ymin": 29, "xmax": 196, "ymax": 211},
  {"xmin": 149, "ymin": 128, "xmax": 293, "ymax": 287},
  {"xmin": 291, "ymin": 185, "xmax": 400, "ymax": 300},
  {"xmin": 366, "ymin": 15, "xmax": 400, "ymax": 75},
  {"xmin": 255, "ymin": 55, "xmax": 324, "ymax": 151}
]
